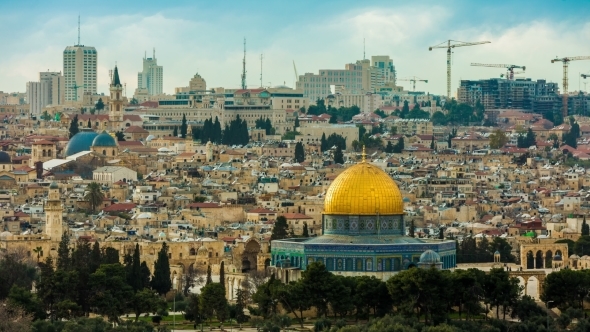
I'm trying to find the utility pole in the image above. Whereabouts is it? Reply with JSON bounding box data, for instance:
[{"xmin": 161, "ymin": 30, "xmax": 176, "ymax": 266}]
[{"xmin": 260, "ymin": 54, "xmax": 264, "ymax": 88}]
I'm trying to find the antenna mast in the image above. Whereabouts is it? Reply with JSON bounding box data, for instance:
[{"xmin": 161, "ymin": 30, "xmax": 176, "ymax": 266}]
[
  {"xmin": 260, "ymin": 54, "xmax": 264, "ymax": 88},
  {"xmin": 241, "ymin": 38, "xmax": 247, "ymax": 89},
  {"xmin": 363, "ymin": 38, "xmax": 365, "ymax": 60},
  {"xmin": 77, "ymin": 15, "xmax": 80, "ymax": 46}
]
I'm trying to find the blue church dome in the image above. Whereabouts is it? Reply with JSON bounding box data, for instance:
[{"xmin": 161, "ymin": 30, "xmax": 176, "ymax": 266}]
[
  {"xmin": 65, "ymin": 130, "xmax": 98, "ymax": 157},
  {"xmin": 420, "ymin": 250, "xmax": 441, "ymax": 264},
  {"xmin": 92, "ymin": 131, "xmax": 117, "ymax": 147}
]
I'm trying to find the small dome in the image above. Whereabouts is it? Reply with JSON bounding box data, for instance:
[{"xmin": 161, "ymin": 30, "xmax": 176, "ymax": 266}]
[
  {"xmin": 49, "ymin": 182, "xmax": 58, "ymax": 189},
  {"xmin": 0, "ymin": 151, "xmax": 11, "ymax": 164},
  {"xmin": 197, "ymin": 245, "xmax": 208, "ymax": 256},
  {"xmin": 494, "ymin": 250, "xmax": 501, "ymax": 255},
  {"xmin": 0, "ymin": 231, "xmax": 12, "ymax": 239},
  {"xmin": 553, "ymin": 254, "xmax": 563, "ymax": 261},
  {"xmin": 65, "ymin": 129, "xmax": 98, "ymax": 156},
  {"xmin": 92, "ymin": 131, "xmax": 117, "ymax": 147},
  {"xmin": 570, "ymin": 254, "xmax": 580, "ymax": 259},
  {"xmin": 420, "ymin": 250, "xmax": 440, "ymax": 264},
  {"xmin": 158, "ymin": 231, "xmax": 166, "ymax": 238}
]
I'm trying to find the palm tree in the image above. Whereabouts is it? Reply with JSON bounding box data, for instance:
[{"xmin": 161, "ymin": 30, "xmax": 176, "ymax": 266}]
[
  {"xmin": 84, "ymin": 182, "xmax": 104, "ymax": 213},
  {"xmin": 33, "ymin": 246, "xmax": 42, "ymax": 263}
]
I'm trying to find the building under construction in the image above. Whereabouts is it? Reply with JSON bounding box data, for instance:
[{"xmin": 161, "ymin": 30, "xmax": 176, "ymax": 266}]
[{"xmin": 458, "ymin": 78, "xmax": 559, "ymax": 110}]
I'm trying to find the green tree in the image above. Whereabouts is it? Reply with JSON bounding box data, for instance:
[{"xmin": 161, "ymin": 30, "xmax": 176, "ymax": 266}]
[
  {"xmin": 301, "ymin": 262, "xmax": 334, "ymax": 318},
  {"xmin": 483, "ymin": 268, "xmax": 521, "ymax": 319},
  {"xmin": 583, "ymin": 216, "xmax": 589, "ymax": 236},
  {"xmin": 302, "ymin": 222, "xmax": 309, "ymax": 237},
  {"xmin": 130, "ymin": 288, "xmax": 166, "ymax": 322},
  {"xmin": 84, "ymin": 182, "xmax": 104, "ymax": 213},
  {"xmin": 130, "ymin": 98, "xmax": 139, "ymax": 105},
  {"xmin": 575, "ymin": 235, "xmax": 590, "ymax": 256},
  {"xmin": 184, "ymin": 293, "xmax": 203, "ymax": 325},
  {"xmin": 320, "ymin": 133, "xmax": 327, "ymax": 151},
  {"xmin": 489, "ymin": 129, "xmax": 509, "ymax": 149},
  {"xmin": 373, "ymin": 109, "xmax": 387, "ymax": 118},
  {"xmin": 329, "ymin": 114, "xmax": 337, "ymax": 124},
  {"xmin": 234, "ymin": 289, "xmax": 249, "ymax": 324},
  {"xmin": 334, "ymin": 145, "xmax": 344, "ymax": 164},
  {"xmin": 385, "ymin": 141, "xmax": 394, "ymax": 153},
  {"xmin": 95, "ymin": 98, "xmax": 105, "ymax": 112},
  {"xmin": 220, "ymin": 261, "xmax": 226, "ymax": 295},
  {"xmin": 69, "ymin": 115, "xmax": 79, "ymax": 138},
  {"xmin": 400, "ymin": 100, "xmax": 410, "ymax": 118},
  {"xmin": 555, "ymin": 239, "xmax": 575, "ymax": 255},
  {"xmin": 294, "ymin": 116, "xmax": 300, "ymax": 128},
  {"xmin": 271, "ymin": 216, "xmax": 290, "ymax": 241},
  {"xmin": 56, "ymin": 233, "xmax": 71, "ymax": 271},
  {"xmin": 200, "ymin": 283, "xmax": 229, "ymax": 323},
  {"xmin": 294, "ymin": 142, "xmax": 305, "ymax": 163},
  {"xmin": 89, "ymin": 264, "xmax": 133, "ymax": 324},
  {"xmin": 7, "ymin": 286, "xmax": 46, "ymax": 320},
  {"xmin": 431, "ymin": 111, "xmax": 447, "ymax": 125},
  {"xmin": 180, "ymin": 114, "xmax": 188, "ymax": 138},
  {"xmin": 87, "ymin": 119, "xmax": 92, "ymax": 128},
  {"xmin": 128, "ymin": 244, "xmax": 143, "ymax": 291},
  {"xmin": 173, "ymin": 126, "xmax": 178, "ymax": 137},
  {"xmin": 542, "ymin": 269, "xmax": 590, "ymax": 309},
  {"xmin": 115, "ymin": 131, "xmax": 125, "ymax": 141},
  {"xmin": 151, "ymin": 242, "xmax": 172, "ymax": 296},
  {"xmin": 206, "ymin": 265, "xmax": 212, "ymax": 285}
]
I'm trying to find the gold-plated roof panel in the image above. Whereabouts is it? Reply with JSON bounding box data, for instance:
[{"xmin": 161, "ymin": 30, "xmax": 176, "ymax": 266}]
[{"xmin": 324, "ymin": 162, "xmax": 404, "ymax": 215}]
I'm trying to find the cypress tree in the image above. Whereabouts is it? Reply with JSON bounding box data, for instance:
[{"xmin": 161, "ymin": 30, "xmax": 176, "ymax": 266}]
[
  {"xmin": 206, "ymin": 265, "xmax": 212, "ymax": 285},
  {"xmin": 173, "ymin": 126, "xmax": 178, "ymax": 137},
  {"xmin": 213, "ymin": 116, "xmax": 222, "ymax": 143},
  {"xmin": 294, "ymin": 116, "xmax": 300, "ymax": 128},
  {"xmin": 69, "ymin": 114, "xmax": 79, "ymax": 138},
  {"xmin": 56, "ymin": 232, "xmax": 70, "ymax": 271},
  {"xmin": 180, "ymin": 114, "xmax": 188, "ymax": 138},
  {"xmin": 90, "ymin": 241, "xmax": 101, "ymax": 273},
  {"xmin": 130, "ymin": 244, "xmax": 142, "ymax": 291},
  {"xmin": 302, "ymin": 222, "xmax": 309, "ymax": 237},
  {"xmin": 151, "ymin": 242, "xmax": 172, "ymax": 295},
  {"xmin": 220, "ymin": 261, "xmax": 225, "ymax": 295},
  {"xmin": 271, "ymin": 216, "xmax": 289, "ymax": 241},
  {"xmin": 583, "ymin": 216, "xmax": 589, "ymax": 236},
  {"xmin": 334, "ymin": 145, "xmax": 344, "ymax": 164},
  {"xmin": 320, "ymin": 133, "xmax": 327, "ymax": 152},
  {"xmin": 140, "ymin": 261, "xmax": 151, "ymax": 289},
  {"xmin": 294, "ymin": 142, "xmax": 305, "ymax": 162},
  {"xmin": 87, "ymin": 119, "xmax": 92, "ymax": 128}
]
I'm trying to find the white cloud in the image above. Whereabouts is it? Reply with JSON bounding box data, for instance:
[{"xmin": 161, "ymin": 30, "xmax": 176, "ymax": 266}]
[{"xmin": 1, "ymin": 6, "xmax": 589, "ymax": 98}]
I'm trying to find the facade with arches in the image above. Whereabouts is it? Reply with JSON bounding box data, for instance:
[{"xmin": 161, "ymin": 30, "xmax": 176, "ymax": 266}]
[{"xmin": 520, "ymin": 243, "xmax": 568, "ymax": 270}]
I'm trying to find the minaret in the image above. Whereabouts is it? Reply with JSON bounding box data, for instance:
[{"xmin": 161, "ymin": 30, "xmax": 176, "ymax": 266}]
[
  {"xmin": 45, "ymin": 182, "xmax": 63, "ymax": 239},
  {"xmin": 206, "ymin": 140, "xmax": 213, "ymax": 162},
  {"xmin": 109, "ymin": 66, "xmax": 124, "ymax": 129}
]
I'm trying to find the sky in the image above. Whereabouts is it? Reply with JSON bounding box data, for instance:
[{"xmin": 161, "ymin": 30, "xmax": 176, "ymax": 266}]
[{"xmin": 0, "ymin": 0, "xmax": 589, "ymax": 97}]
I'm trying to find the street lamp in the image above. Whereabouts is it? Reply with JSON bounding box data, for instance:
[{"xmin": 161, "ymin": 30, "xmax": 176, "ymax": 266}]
[
  {"xmin": 172, "ymin": 277, "xmax": 177, "ymax": 332},
  {"xmin": 546, "ymin": 300, "xmax": 554, "ymax": 330}
]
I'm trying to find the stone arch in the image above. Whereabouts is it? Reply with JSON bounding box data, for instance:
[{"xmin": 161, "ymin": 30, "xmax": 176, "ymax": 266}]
[
  {"xmin": 526, "ymin": 276, "xmax": 540, "ymax": 300},
  {"xmin": 545, "ymin": 250, "xmax": 553, "ymax": 269},
  {"xmin": 535, "ymin": 250, "xmax": 543, "ymax": 269},
  {"xmin": 526, "ymin": 251, "xmax": 534, "ymax": 269},
  {"xmin": 189, "ymin": 248, "xmax": 196, "ymax": 256}
]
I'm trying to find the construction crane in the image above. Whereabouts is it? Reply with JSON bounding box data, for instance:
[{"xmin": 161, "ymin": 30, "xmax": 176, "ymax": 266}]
[
  {"xmin": 551, "ymin": 56, "xmax": 590, "ymax": 117},
  {"xmin": 582, "ymin": 73, "xmax": 590, "ymax": 79},
  {"xmin": 429, "ymin": 40, "xmax": 491, "ymax": 99},
  {"xmin": 69, "ymin": 82, "xmax": 87, "ymax": 101},
  {"xmin": 471, "ymin": 63, "xmax": 526, "ymax": 80},
  {"xmin": 398, "ymin": 76, "xmax": 428, "ymax": 91},
  {"xmin": 500, "ymin": 71, "xmax": 525, "ymax": 79}
]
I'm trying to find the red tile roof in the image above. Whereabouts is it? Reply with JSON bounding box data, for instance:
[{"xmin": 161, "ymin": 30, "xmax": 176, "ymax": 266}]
[{"xmin": 102, "ymin": 203, "xmax": 136, "ymax": 212}]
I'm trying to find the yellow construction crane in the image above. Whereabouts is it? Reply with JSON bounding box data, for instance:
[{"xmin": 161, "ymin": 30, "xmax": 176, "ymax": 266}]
[
  {"xmin": 398, "ymin": 77, "xmax": 428, "ymax": 91},
  {"xmin": 429, "ymin": 40, "xmax": 491, "ymax": 99},
  {"xmin": 551, "ymin": 56, "xmax": 590, "ymax": 117},
  {"xmin": 471, "ymin": 63, "xmax": 526, "ymax": 80}
]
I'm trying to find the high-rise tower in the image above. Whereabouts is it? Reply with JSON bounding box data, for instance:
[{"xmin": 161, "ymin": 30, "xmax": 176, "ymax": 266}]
[
  {"xmin": 137, "ymin": 49, "xmax": 163, "ymax": 96},
  {"xmin": 45, "ymin": 182, "xmax": 63, "ymax": 239},
  {"xmin": 63, "ymin": 18, "xmax": 97, "ymax": 101}
]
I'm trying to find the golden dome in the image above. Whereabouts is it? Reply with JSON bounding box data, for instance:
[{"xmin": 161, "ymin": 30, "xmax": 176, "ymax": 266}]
[{"xmin": 324, "ymin": 162, "xmax": 403, "ymax": 215}]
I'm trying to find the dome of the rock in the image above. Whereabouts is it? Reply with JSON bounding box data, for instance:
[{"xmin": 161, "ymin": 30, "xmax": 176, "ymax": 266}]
[{"xmin": 324, "ymin": 161, "xmax": 403, "ymax": 215}]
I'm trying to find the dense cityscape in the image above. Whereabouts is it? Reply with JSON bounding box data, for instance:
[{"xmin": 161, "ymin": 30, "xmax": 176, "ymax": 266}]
[{"xmin": 1, "ymin": 1, "xmax": 590, "ymax": 331}]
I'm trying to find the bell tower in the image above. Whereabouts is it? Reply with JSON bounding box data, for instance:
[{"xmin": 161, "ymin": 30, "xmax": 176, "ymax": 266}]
[
  {"xmin": 109, "ymin": 66, "xmax": 124, "ymax": 129},
  {"xmin": 45, "ymin": 182, "xmax": 63, "ymax": 239}
]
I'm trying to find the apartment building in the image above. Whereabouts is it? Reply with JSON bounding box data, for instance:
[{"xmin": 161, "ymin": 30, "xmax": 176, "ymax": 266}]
[
  {"xmin": 63, "ymin": 45, "xmax": 97, "ymax": 101},
  {"xmin": 137, "ymin": 50, "xmax": 164, "ymax": 96}
]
